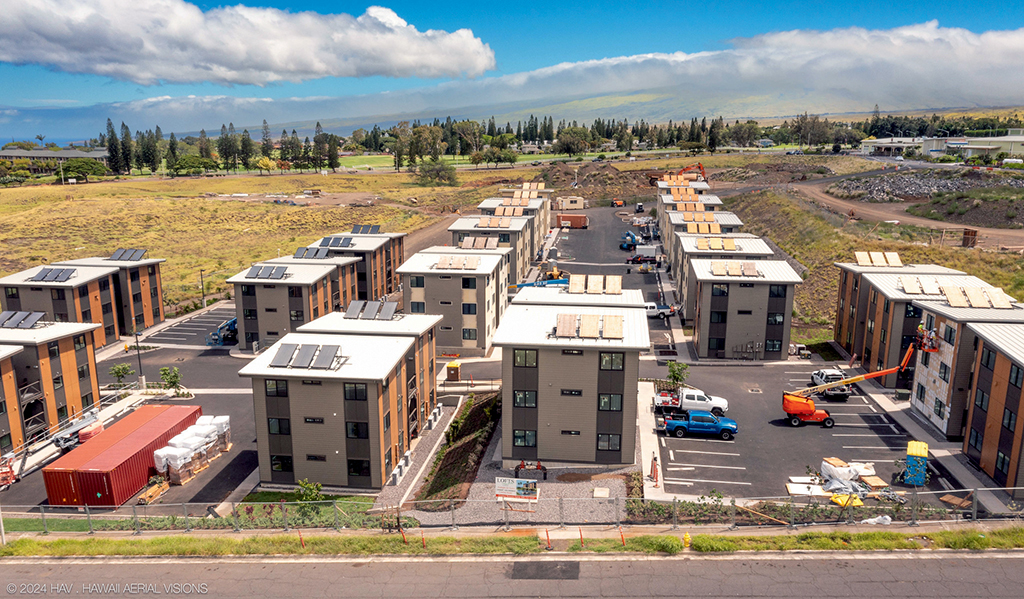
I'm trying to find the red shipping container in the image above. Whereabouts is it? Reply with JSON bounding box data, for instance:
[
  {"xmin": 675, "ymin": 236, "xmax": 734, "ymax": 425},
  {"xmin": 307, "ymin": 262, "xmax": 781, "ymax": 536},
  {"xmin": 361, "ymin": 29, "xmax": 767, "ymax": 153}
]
[
  {"xmin": 76, "ymin": 405, "xmax": 201, "ymax": 507},
  {"xmin": 557, "ymin": 214, "xmax": 589, "ymax": 229},
  {"xmin": 43, "ymin": 405, "xmax": 170, "ymax": 507}
]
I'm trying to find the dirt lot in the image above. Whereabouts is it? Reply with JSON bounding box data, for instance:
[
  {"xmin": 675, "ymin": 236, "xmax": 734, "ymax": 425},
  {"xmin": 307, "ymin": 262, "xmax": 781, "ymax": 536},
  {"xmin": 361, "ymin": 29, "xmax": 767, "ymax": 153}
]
[{"xmin": 533, "ymin": 162, "xmax": 657, "ymax": 201}]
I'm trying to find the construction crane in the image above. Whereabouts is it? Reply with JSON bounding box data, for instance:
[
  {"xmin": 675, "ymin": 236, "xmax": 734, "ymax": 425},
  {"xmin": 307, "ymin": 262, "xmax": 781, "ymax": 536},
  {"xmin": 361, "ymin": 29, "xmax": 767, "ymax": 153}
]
[
  {"xmin": 677, "ymin": 162, "xmax": 707, "ymax": 180},
  {"xmin": 645, "ymin": 162, "xmax": 708, "ymax": 186},
  {"xmin": 783, "ymin": 335, "xmax": 938, "ymax": 428}
]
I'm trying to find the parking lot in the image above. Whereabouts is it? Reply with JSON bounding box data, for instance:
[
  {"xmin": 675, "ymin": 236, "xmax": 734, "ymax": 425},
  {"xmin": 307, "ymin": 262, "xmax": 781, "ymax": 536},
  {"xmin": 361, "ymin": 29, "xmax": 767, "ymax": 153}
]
[
  {"xmin": 144, "ymin": 303, "xmax": 237, "ymax": 347},
  {"xmin": 655, "ymin": 362, "xmax": 955, "ymax": 501}
]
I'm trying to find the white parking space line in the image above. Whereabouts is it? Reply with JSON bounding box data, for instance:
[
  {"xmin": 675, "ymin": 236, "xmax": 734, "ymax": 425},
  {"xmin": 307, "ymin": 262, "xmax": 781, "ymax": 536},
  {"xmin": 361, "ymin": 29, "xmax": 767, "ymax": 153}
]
[
  {"xmin": 664, "ymin": 478, "xmax": 752, "ymax": 486},
  {"xmin": 785, "ymin": 371, "xmax": 816, "ymax": 374},
  {"xmin": 889, "ymin": 424, "xmax": 900, "ymax": 434},
  {"xmin": 669, "ymin": 438, "xmax": 735, "ymax": 444},
  {"xmin": 670, "ymin": 463, "xmax": 747, "ymax": 470},
  {"xmin": 149, "ymin": 336, "xmax": 188, "ymax": 341},
  {"xmin": 669, "ymin": 450, "xmax": 674, "ymax": 461},
  {"xmin": 660, "ymin": 437, "xmax": 665, "ymax": 447},
  {"xmin": 171, "ymin": 327, "xmax": 209, "ymax": 331},
  {"xmin": 833, "ymin": 423, "xmax": 896, "ymax": 427},
  {"xmin": 868, "ymin": 405, "xmax": 878, "ymax": 413},
  {"xmin": 833, "ymin": 434, "xmax": 906, "ymax": 437},
  {"xmin": 666, "ymin": 467, "xmax": 696, "ymax": 472},
  {"xmin": 842, "ymin": 445, "xmax": 902, "ymax": 450},
  {"xmin": 671, "ymin": 449, "xmax": 741, "ymax": 457}
]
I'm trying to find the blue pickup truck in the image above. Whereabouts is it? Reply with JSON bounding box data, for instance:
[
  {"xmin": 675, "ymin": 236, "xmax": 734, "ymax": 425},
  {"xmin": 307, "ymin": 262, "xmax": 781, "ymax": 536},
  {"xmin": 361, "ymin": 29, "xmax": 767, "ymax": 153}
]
[{"xmin": 657, "ymin": 409, "xmax": 738, "ymax": 440}]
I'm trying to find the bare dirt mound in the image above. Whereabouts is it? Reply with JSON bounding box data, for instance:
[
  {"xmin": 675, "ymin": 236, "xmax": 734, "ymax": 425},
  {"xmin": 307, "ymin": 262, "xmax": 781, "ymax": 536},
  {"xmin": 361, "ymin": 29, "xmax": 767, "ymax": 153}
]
[
  {"xmin": 710, "ymin": 161, "xmax": 836, "ymax": 185},
  {"xmin": 555, "ymin": 472, "xmax": 627, "ymax": 483},
  {"xmin": 533, "ymin": 162, "xmax": 655, "ymax": 200},
  {"xmin": 828, "ymin": 168, "xmax": 1024, "ymax": 203},
  {"xmin": 460, "ymin": 177, "xmax": 520, "ymax": 189}
]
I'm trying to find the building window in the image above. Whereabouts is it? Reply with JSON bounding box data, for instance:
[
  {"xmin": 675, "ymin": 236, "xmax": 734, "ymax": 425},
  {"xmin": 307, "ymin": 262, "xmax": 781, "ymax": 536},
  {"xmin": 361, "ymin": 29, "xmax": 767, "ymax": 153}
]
[
  {"xmin": 597, "ymin": 434, "xmax": 621, "ymax": 451},
  {"xmin": 513, "ymin": 390, "xmax": 537, "ymax": 408},
  {"xmin": 513, "ymin": 430, "xmax": 537, "ymax": 447},
  {"xmin": 104, "ymin": 325, "xmax": 115, "ymax": 337},
  {"xmin": 306, "ymin": 455, "xmax": 327, "ymax": 462},
  {"xmin": 938, "ymin": 362, "xmax": 950, "ymax": 383},
  {"xmin": 344, "ymin": 383, "xmax": 367, "ymax": 401},
  {"xmin": 81, "ymin": 392, "xmax": 94, "ymax": 410},
  {"xmin": 877, "ymin": 357, "xmax": 884, "ymax": 371},
  {"xmin": 916, "ymin": 383, "xmax": 925, "ymax": 401},
  {"xmin": 245, "ymin": 332, "xmax": 259, "ymax": 343},
  {"xmin": 410, "ymin": 301, "xmax": 425, "ymax": 313},
  {"xmin": 562, "ymin": 349, "xmax": 583, "ymax": 355},
  {"xmin": 1011, "ymin": 364, "xmax": 1024, "ymax": 388},
  {"xmin": 462, "ymin": 328, "xmax": 477, "ymax": 340},
  {"xmin": 54, "ymin": 312, "xmax": 69, "ymax": 323},
  {"xmin": 48, "ymin": 341, "xmax": 59, "ymax": 359},
  {"xmin": 129, "ymin": 269, "xmax": 140, "ymax": 282},
  {"xmin": 51, "ymin": 288, "xmax": 66, "ymax": 301},
  {"xmin": 769, "ymin": 285, "xmax": 787, "ymax": 298},
  {"xmin": 514, "ymin": 349, "xmax": 537, "ymax": 368},
  {"xmin": 981, "ymin": 348, "xmax": 996, "ymax": 370},
  {"xmin": 0, "ymin": 400, "xmax": 5, "ymax": 415},
  {"xmin": 943, "ymin": 324, "xmax": 956, "ymax": 345},
  {"xmin": 102, "ymin": 303, "xmax": 112, "ymax": 314},
  {"xmin": 288, "ymin": 286, "xmax": 302, "ymax": 298},
  {"xmin": 304, "ymin": 415, "xmax": 324, "ymax": 422},
  {"xmin": 921, "ymin": 352, "xmax": 930, "ymax": 368},
  {"xmin": 561, "ymin": 430, "xmax": 581, "ymax": 436},
  {"xmin": 383, "ymin": 411, "xmax": 391, "ymax": 432},
  {"xmin": 766, "ymin": 313, "xmax": 784, "ymax": 325},
  {"xmin": 711, "ymin": 284, "xmax": 728, "ymax": 296},
  {"xmin": 77, "ymin": 363, "xmax": 89, "ymax": 379},
  {"xmin": 409, "ymin": 276, "xmax": 424, "ymax": 288},
  {"xmin": 879, "ymin": 329, "xmax": 887, "ymax": 344},
  {"xmin": 934, "ymin": 398, "xmax": 945, "ymax": 419},
  {"xmin": 241, "ymin": 285, "xmax": 255, "ymax": 296},
  {"xmin": 98, "ymin": 279, "xmax": 110, "ymax": 292},
  {"xmin": 598, "ymin": 393, "xmax": 623, "ymax": 411},
  {"xmin": 0, "ymin": 433, "xmax": 10, "ymax": 454},
  {"xmin": 439, "ymin": 275, "xmax": 452, "ymax": 281},
  {"xmin": 765, "ymin": 339, "xmax": 783, "ymax": 353},
  {"xmin": 975, "ymin": 389, "xmax": 989, "ymax": 411},
  {"xmin": 131, "ymin": 292, "xmax": 142, "ymax": 303},
  {"xmin": 439, "ymin": 326, "xmax": 453, "ymax": 331},
  {"xmin": 268, "ymin": 418, "xmax": 291, "ymax": 435},
  {"xmin": 265, "ymin": 379, "xmax": 288, "ymax": 397},
  {"xmin": 498, "ymin": 233, "xmax": 510, "ymax": 243},
  {"xmin": 883, "ymin": 299, "xmax": 890, "ymax": 314},
  {"xmin": 53, "ymin": 373, "xmax": 63, "ymax": 390},
  {"xmin": 710, "ymin": 311, "xmax": 727, "ymax": 323},
  {"xmin": 4, "ymin": 287, "xmax": 18, "ymax": 299},
  {"xmin": 600, "ymin": 352, "xmax": 624, "ymax": 371},
  {"xmin": 270, "ymin": 455, "xmax": 293, "ymax": 472},
  {"xmin": 708, "ymin": 338, "xmax": 725, "ymax": 350},
  {"xmin": 289, "ymin": 310, "xmax": 304, "ymax": 321},
  {"xmin": 866, "ymin": 318, "xmax": 874, "ymax": 333},
  {"xmin": 905, "ymin": 304, "xmax": 922, "ymax": 319},
  {"xmin": 996, "ymin": 451, "xmax": 1011, "ymax": 475},
  {"xmin": 738, "ymin": 310, "xmax": 752, "ymax": 315},
  {"xmin": 925, "ymin": 314, "xmax": 934, "ymax": 330},
  {"xmin": 462, "ymin": 277, "xmax": 477, "ymax": 289},
  {"xmin": 462, "ymin": 303, "xmax": 477, "ymax": 315},
  {"xmin": 312, "ymin": 307, "xmax": 319, "ymax": 319},
  {"xmin": 561, "ymin": 389, "xmax": 582, "ymax": 396},
  {"xmin": 1003, "ymin": 408, "xmax": 1017, "ymax": 432},
  {"xmin": 73, "ymin": 334, "xmax": 86, "ymax": 351},
  {"xmin": 347, "ymin": 459, "xmax": 371, "ymax": 477},
  {"xmin": 968, "ymin": 428, "xmax": 983, "ymax": 451},
  {"xmin": 81, "ymin": 309, "xmax": 92, "ymax": 321},
  {"xmin": 346, "ymin": 422, "xmax": 369, "ymax": 439},
  {"xmin": 264, "ymin": 308, "xmax": 277, "ymax": 313},
  {"xmin": 439, "ymin": 301, "xmax": 452, "ymax": 306}
]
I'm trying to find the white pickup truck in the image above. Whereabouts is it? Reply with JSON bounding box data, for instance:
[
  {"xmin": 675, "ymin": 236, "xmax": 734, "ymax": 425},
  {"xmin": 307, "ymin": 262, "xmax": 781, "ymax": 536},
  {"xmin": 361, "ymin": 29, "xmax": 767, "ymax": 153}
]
[
  {"xmin": 645, "ymin": 302, "xmax": 676, "ymax": 319},
  {"xmin": 654, "ymin": 387, "xmax": 730, "ymax": 417}
]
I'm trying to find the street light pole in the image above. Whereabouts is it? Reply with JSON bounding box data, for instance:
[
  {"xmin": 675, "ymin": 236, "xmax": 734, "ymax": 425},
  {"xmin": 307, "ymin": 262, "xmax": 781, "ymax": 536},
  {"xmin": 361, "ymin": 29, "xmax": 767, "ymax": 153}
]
[
  {"xmin": 199, "ymin": 269, "xmax": 206, "ymax": 309},
  {"xmin": 133, "ymin": 327, "xmax": 144, "ymax": 388}
]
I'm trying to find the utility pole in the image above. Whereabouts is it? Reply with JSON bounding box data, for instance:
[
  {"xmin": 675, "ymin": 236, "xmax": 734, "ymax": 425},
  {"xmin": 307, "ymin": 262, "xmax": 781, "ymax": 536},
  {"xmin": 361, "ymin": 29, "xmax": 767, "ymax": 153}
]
[
  {"xmin": 133, "ymin": 327, "xmax": 145, "ymax": 388},
  {"xmin": 199, "ymin": 269, "xmax": 207, "ymax": 308}
]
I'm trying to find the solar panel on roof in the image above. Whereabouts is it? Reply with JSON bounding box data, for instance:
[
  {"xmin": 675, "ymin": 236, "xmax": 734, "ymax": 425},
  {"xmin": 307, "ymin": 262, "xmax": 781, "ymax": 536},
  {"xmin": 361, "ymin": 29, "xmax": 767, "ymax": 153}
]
[
  {"xmin": 568, "ymin": 274, "xmax": 586, "ymax": 294},
  {"xmin": 294, "ymin": 248, "xmax": 306, "ymax": 258},
  {"xmin": 315, "ymin": 248, "xmax": 329, "ymax": 259},
  {"xmin": 0, "ymin": 311, "xmax": 15, "ymax": 326},
  {"xmin": 696, "ymin": 238, "xmax": 709, "ymax": 250},
  {"xmin": 110, "ymin": 249, "xmax": 127, "ymax": 260},
  {"xmin": 256, "ymin": 267, "xmax": 273, "ymax": 279},
  {"xmin": 499, "ymin": 218, "xmax": 511, "ymax": 228},
  {"xmin": 30, "ymin": 268, "xmax": 51, "ymax": 282},
  {"xmin": 246, "ymin": 266, "xmax": 262, "ymax": 278},
  {"xmin": 869, "ymin": 252, "xmax": 887, "ymax": 267},
  {"xmin": 964, "ymin": 287, "xmax": 990, "ymax": 308},
  {"xmin": 270, "ymin": 344, "xmax": 299, "ymax": 368},
  {"xmin": 900, "ymin": 276, "xmax": 922, "ymax": 294},
  {"xmin": 131, "ymin": 249, "xmax": 147, "ymax": 260},
  {"xmin": 727, "ymin": 262, "xmax": 742, "ymax": 277},
  {"xmin": 579, "ymin": 315, "xmax": 600, "ymax": 339},
  {"xmin": 344, "ymin": 301, "xmax": 366, "ymax": 319},
  {"xmin": 460, "ymin": 238, "xmax": 473, "ymax": 249},
  {"xmin": 742, "ymin": 262, "xmax": 759, "ymax": 277},
  {"xmin": 364, "ymin": 225, "xmax": 375, "ymax": 234},
  {"xmin": 711, "ymin": 262, "xmax": 727, "ymax": 276},
  {"xmin": 683, "ymin": 212, "xmax": 693, "ymax": 222},
  {"xmin": 478, "ymin": 217, "xmax": 489, "ymax": 228},
  {"xmin": 709, "ymin": 238, "xmax": 723, "ymax": 251},
  {"xmin": 854, "ymin": 251, "xmax": 871, "ymax": 266},
  {"xmin": 698, "ymin": 223, "xmax": 710, "ymax": 234},
  {"xmin": 54, "ymin": 268, "xmax": 74, "ymax": 282},
  {"xmin": 884, "ymin": 252, "xmax": 903, "ymax": 267},
  {"xmin": 340, "ymin": 238, "xmax": 352, "ymax": 248},
  {"xmin": 437, "ymin": 256, "xmax": 452, "ymax": 269},
  {"xmin": 377, "ymin": 302, "xmax": 398, "ymax": 320},
  {"xmin": 351, "ymin": 225, "xmax": 361, "ymax": 233},
  {"xmin": 513, "ymin": 207, "xmax": 523, "ymax": 217},
  {"xmin": 605, "ymin": 275, "xmax": 622, "ymax": 295},
  {"xmin": 17, "ymin": 312, "xmax": 45, "ymax": 329},
  {"xmin": 465, "ymin": 256, "xmax": 480, "ymax": 270},
  {"xmin": 311, "ymin": 345, "xmax": 339, "ymax": 369},
  {"xmin": 587, "ymin": 275, "xmax": 604, "ymax": 295},
  {"xmin": 486, "ymin": 238, "xmax": 499, "ymax": 249},
  {"xmin": 920, "ymin": 277, "xmax": 942, "ymax": 295},
  {"xmin": 369, "ymin": 225, "xmax": 380, "ymax": 234},
  {"xmin": 451, "ymin": 256, "xmax": 465, "ymax": 270},
  {"xmin": 4, "ymin": 312, "xmax": 31, "ymax": 328},
  {"xmin": 43, "ymin": 269, "xmax": 61, "ymax": 282},
  {"xmin": 943, "ymin": 286, "xmax": 969, "ymax": 308},
  {"xmin": 270, "ymin": 266, "xmax": 288, "ymax": 280},
  {"xmin": 556, "ymin": 313, "xmax": 577, "ymax": 338},
  {"xmin": 489, "ymin": 217, "xmax": 501, "ymax": 228},
  {"xmin": 360, "ymin": 302, "xmax": 381, "ymax": 320},
  {"xmin": 292, "ymin": 345, "xmax": 318, "ymax": 369},
  {"xmin": 988, "ymin": 288, "xmax": 1013, "ymax": 309},
  {"xmin": 329, "ymin": 237, "xmax": 343, "ymax": 247},
  {"xmin": 709, "ymin": 223, "xmax": 722, "ymax": 234},
  {"xmin": 687, "ymin": 223, "xmax": 698, "ymax": 233},
  {"xmin": 603, "ymin": 315, "xmax": 623, "ymax": 339},
  {"xmin": 318, "ymin": 238, "xmax": 331, "ymax": 247}
]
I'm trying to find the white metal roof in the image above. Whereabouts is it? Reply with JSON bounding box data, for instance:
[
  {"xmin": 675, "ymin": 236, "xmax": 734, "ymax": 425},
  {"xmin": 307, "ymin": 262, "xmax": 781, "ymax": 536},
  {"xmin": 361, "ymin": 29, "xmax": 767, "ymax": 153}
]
[
  {"xmin": 396, "ymin": 252, "xmax": 504, "ymax": 275},
  {"xmin": 689, "ymin": 259, "xmax": 803, "ymax": 284},
  {"xmin": 834, "ymin": 262, "xmax": 964, "ymax": 275},
  {"xmin": 511, "ymin": 286, "xmax": 646, "ymax": 308},
  {"xmin": 264, "ymin": 255, "xmax": 360, "ymax": 268},
  {"xmin": 56, "ymin": 255, "xmax": 165, "ymax": 268},
  {"xmin": 914, "ymin": 300, "xmax": 1024, "ymax": 324},
  {"xmin": 415, "ymin": 245, "xmax": 512, "ymax": 257},
  {"xmin": 297, "ymin": 311, "xmax": 442, "ymax": 337},
  {"xmin": 226, "ymin": 262, "xmax": 337, "ymax": 286},
  {"xmin": 477, "ymin": 198, "xmax": 545, "ymax": 210},
  {"xmin": 448, "ymin": 216, "xmax": 531, "ymax": 232},
  {"xmin": 861, "ymin": 272, "xmax": 1006, "ymax": 302},
  {"xmin": 492, "ymin": 304, "xmax": 650, "ymax": 350},
  {"xmin": 667, "ymin": 211, "xmax": 744, "ymax": 226},
  {"xmin": 968, "ymin": 323, "xmax": 1024, "ymax": 366},
  {"xmin": 676, "ymin": 235, "xmax": 773, "ymax": 256},
  {"xmin": 0, "ymin": 345, "xmax": 23, "ymax": 362},
  {"xmin": 0, "ymin": 264, "xmax": 119, "ymax": 288},
  {"xmin": 306, "ymin": 235, "xmax": 396, "ymax": 252},
  {"xmin": 0, "ymin": 321, "xmax": 99, "ymax": 345},
  {"xmin": 659, "ymin": 194, "xmax": 723, "ymax": 206},
  {"xmin": 657, "ymin": 180, "xmax": 711, "ymax": 191},
  {"xmin": 238, "ymin": 333, "xmax": 414, "ymax": 381}
]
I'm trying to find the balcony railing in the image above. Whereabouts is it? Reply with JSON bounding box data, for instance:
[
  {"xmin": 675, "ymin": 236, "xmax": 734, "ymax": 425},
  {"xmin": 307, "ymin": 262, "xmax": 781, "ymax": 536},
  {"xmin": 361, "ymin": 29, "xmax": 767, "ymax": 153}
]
[{"xmin": 18, "ymin": 381, "xmax": 42, "ymax": 403}]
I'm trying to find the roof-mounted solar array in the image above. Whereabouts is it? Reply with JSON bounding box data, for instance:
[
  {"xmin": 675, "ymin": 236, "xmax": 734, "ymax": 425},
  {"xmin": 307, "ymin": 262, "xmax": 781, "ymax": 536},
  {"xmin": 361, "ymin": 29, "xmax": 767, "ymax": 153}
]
[
  {"xmin": 109, "ymin": 248, "xmax": 147, "ymax": 261},
  {"xmin": 0, "ymin": 311, "xmax": 47, "ymax": 329},
  {"xmin": 344, "ymin": 301, "xmax": 366, "ymax": 319},
  {"xmin": 294, "ymin": 247, "xmax": 331, "ymax": 259},
  {"xmin": 29, "ymin": 268, "xmax": 77, "ymax": 283},
  {"xmin": 349, "ymin": 224, "xmax": 383, "ymax": 235},
  {"xmin": 246, "ymin": 266, "xmax": 288, "ymax": 280},
  {"xmin": 269, "ymin": 343, "xmax": 341, "ymax": 370}
]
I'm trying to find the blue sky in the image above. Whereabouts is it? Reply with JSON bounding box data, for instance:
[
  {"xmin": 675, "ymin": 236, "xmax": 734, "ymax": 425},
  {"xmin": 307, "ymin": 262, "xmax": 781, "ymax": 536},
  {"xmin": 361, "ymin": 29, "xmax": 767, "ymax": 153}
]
[{"xmin": 2, "ymin": 1, "xmax": 1024, "ymax": 138}]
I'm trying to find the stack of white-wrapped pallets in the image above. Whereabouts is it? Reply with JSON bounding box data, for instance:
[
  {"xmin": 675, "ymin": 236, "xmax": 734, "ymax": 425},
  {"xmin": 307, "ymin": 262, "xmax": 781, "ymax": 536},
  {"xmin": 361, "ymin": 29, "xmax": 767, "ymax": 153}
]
[{"xmin": 152, "ymin": 415, "xmax": 233, "ymax": 485}]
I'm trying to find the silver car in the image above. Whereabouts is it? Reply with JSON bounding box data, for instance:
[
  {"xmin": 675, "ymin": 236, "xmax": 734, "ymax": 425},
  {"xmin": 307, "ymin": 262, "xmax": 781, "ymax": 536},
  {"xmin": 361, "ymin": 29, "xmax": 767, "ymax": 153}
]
[{"xmin": 811, "ymin": 369, "xmax": 851, "ymax": 398}]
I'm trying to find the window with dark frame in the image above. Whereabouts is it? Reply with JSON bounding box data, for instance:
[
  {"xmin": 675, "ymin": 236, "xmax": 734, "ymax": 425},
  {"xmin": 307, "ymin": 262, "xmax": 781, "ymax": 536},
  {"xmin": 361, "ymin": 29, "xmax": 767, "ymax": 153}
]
[
  {"xmin": 981, "ymin": 348, "xmax": 996, "ymax": 370},
  {"xmin": 769, "ymin": 285, "xmax": 786, "ymax": 298},
  {"xmin": 597, "ymin": 433, "xmax": 621, "ymax": 451},
  {"xmin": 514, "ymin": 349, "xmax": 537, "ymax": 367},
  {"xmin": 561, "ymin": 389, "xmax": 582, "ymax": 396},
  {"xmin": 599, "ymin": 352, "xmax": 624, "ymax": 371},
  {"xmin": 270, "ymin": 455, "xmax": 293, "ymax": 472},
  {"xmin": 346, "ymin": 422, "xmax": 369, "ymax": 438},
  {"xmin": 766, "ymin": 313, "xmax": 784, "ymax": 325},
  {"xmin": 1002, "ymin": 408, "xmax": 1017, "ymax": 432},
  {"xmin": 711, "ymin": 284, "xmax": 728, "ymax": 296},
  {"xmin": 513, "ymin": 390, "xmax": 537, "ymax": 408},
  {"xmin": 344, "ymin": 383, "xmax": 367, "ymax": 400},
  {"xmin": 513, "ymin": 430, "xmax": 537, "ymax": 447},
  {"xmin": 598, "ymin": 393, "xmax": 622, "ymax": 411},
  {"xmin": 975, "ymin": 389, "xmax": 990, "ymax": 411},
  {"xmin": 265, "ymin": 379, "xmax": 288, "ymax": 397},
  {"xmin": 968, "ymin": 428, "xmax": 983, "ymax": 451},
  {"xmin": 268, "ymin": 418, "xmax": 291, "ymax": 435},
  {"xmin": 347, "ymin": 459, "xmax": 371, "ymax": 477}
]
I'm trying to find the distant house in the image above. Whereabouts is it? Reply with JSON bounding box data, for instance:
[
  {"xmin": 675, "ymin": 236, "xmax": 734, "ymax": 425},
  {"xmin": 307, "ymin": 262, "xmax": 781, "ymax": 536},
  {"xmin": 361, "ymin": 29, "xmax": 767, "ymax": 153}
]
[
  {"xmin": 0, "ymin": 149, "xmax": 109, "ymax": 166},
  {"xmin": 757, "ymin": 139, "xmax": 776, "ymax": 147},
  {"xmin": 520, "ymin": 143, "xmax": 541, "ymax": 154}
]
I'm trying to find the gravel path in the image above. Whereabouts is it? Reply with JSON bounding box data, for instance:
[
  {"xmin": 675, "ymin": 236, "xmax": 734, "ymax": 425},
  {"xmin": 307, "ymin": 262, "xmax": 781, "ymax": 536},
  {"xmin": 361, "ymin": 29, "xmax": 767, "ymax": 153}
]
[{"xmin": 372, "ymin": 403, "xmax": 458, "ymax": 511}]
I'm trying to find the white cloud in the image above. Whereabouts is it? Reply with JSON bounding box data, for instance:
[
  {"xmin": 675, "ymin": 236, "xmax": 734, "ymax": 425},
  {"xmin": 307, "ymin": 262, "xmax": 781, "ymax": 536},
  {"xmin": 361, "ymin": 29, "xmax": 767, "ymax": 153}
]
[{"xmin": 0, "ymin": 1, "xmax": 495, "ymax": 85}]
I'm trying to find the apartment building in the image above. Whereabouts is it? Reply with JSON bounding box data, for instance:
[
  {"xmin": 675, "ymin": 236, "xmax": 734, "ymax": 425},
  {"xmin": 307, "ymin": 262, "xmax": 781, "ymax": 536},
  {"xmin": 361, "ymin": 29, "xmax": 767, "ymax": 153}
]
[
  {"xmin": 909, "ymin": 287, "xmax": 1024, "ymax": 440},
  {"xmin": 962, "ymin": 322, "xmax": 1024, "ymax": 498},
  {"xmin": 657, "ymin": 192, "xmax": 723, "ymax": 245},
  {"xmin": 0, "ymin": 314, "xmax": 100, "ymax": 450},
  {"xmin": 0, "ymin": 264, "xmax": 121, "ymax": 347},
  {"xmin": 397, "ymin": 251, "xmax": 508, "ymax": 356},
  {"xmin": 308, "ymin": 226, "xmax": 405, "ymax": 301},
  {"xmin": 477, "ymin": 196, "xmax": 549, "ymax": 258},
  {"xmin": 689, "ymin": 259, "xmax": 802, "ymax": 360},
  {"xmin": 415, "ymin": 245, "xmax": 513, "ymax": 289},
  {"xmin": 663, "ymin": 211, "xmax": 744, "ymax": 257},
  {"xmin": 227, "ymin": 262, "xmax": 340, "ymax": 351},
  {"xmin": 671, "ymin": 235, "xmax": 774, "ymax": 322},
  {"xmin": 264, "ymin": 250, "xmax": 360, "ymax": 313},
  {"xmin": 511, "ymin": 275, "xmax": 644, "ymax": 310},
  {"xmin": 54, "ymin": 249, "xmax": 166, "ymax": 335},
  {"xmin": 239, "ymin": 332, "xmax": 417, "ymax": 489},
  {"xmin": 449, "ymin": 216, "xmax": 532, "ymax": 283},
  {"xmin": 492, "ymin": 299, "xmax": 649, "ymax": 467},
  {"xmin": 833, "ymin": 255, "xmax": 966, "ymax": 387},
  {"xmin": 298, "ymin": 304, "xmax": 441, "ymax": 438}
]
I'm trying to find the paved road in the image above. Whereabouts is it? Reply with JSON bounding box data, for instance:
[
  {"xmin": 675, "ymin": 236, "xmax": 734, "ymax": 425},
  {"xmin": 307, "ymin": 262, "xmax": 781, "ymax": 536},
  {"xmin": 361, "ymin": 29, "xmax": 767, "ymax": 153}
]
[{"xmin": 2, "ymin": 553, "xmax": 1022, "ymax": 598}]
